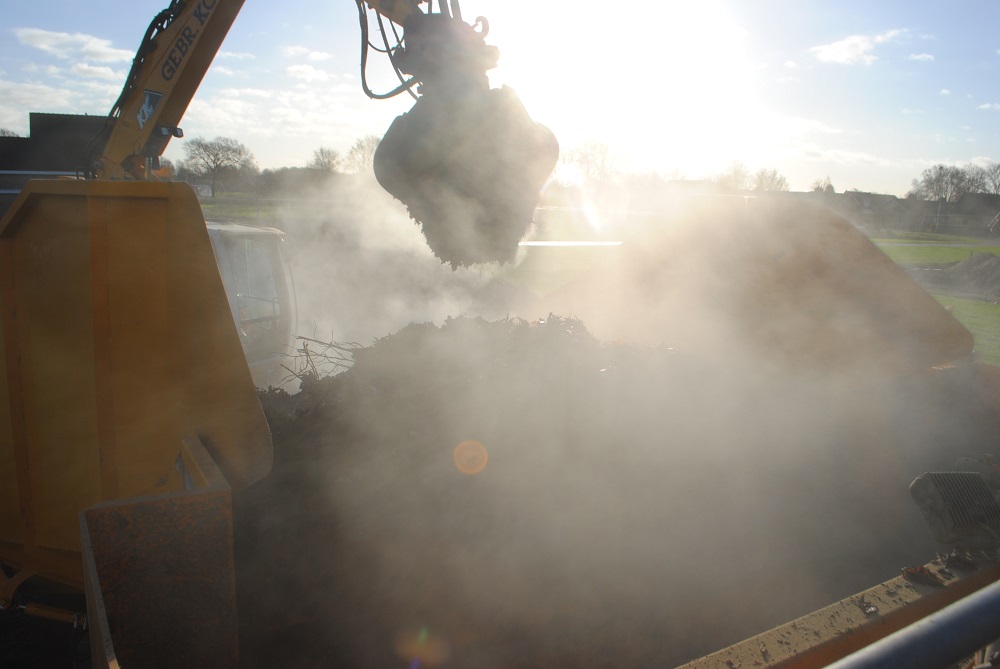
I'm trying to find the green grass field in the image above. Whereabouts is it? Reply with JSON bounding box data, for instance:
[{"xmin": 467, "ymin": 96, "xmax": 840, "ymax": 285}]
[
  {"xmin": 870, "ymin": 231, "xmax": 982, "ymax": 244},
  {"xmin": 198, "ymin": 196, "xmax": 278, "ymax": 222},
  {"xmin": 869, "ymin": 234, "xmax": 1000, "ymax": 365},
  {"xmin": 930, "ymin": 295, "xmax": 1000, "ymax": 366},
  {"xmin": 877, "ymin": 244, "xmax": 1000, "ymax": 265}
]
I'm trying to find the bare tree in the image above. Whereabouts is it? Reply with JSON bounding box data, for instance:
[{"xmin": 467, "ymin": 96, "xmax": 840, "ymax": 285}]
[
  {"xmin": 0, "ymin": 128, "xmax": 19, "ymax": 137},
  {"xmin": 752, "ymin": 168, "xmax": 790, "ymax": 192},
  {"xmin": 810, "ymin": 176, "xmax": 835, "ymax": 194},
  {"xmin": 965, "ymin": 164, "xmax": 989, "ymax": 194},
  {"xmin": 982, "ymin": 162, "xmax": 1000, "ymax": 195},
  {"xmin": 308, "ymin": 146, "xmax": 342, "ymax": 172},
  {"xmin": 345, "ymin": 135, "xmax": 382, "ymax": 174},
  {"xmin": 568, "ymin": 140, "xmax": 617, "ymax": 182},
  {"xmin": 183, "ymin": 136, "xmax": 257, "ymax": 196},
  {"xmin": 715, "ymin": 161, "xmax": 752, "ymax": 192},
  {"xmin": 907, "ymin": 164, "xmax": 973, "ymax": 202}
]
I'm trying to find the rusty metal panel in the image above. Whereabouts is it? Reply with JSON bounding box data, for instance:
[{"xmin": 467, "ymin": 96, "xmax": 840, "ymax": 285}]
[
  {"xmin": 679, "ymin": 555, "xmax": 1000, "ymax": 669},
  {"xmin": 81, "ymin": 435, "xmax": 238, "ymax": 669}
]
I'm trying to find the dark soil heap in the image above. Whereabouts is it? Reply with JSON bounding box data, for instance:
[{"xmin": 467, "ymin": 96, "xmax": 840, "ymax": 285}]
[
  {"xmin": 237, "ymin": 315, "xmax": 1000, "ymax": 668},
  {"xmin": 943, "ymin": 253, "xmax": 1000, "ymax": 300},
  {"xmin": 909, "ymin": 252, "xmax": 1000, "ymax": 301}
]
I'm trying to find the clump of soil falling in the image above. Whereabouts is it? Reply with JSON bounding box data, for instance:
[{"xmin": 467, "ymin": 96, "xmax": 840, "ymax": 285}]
[{"xmin": 235, "ymin": 315, "xmax": 1000, "ymax": 668}]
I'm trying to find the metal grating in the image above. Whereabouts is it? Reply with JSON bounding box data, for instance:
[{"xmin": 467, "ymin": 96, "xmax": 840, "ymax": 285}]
[
  {"xmin": 929, "ymin": 472, "xmax": 1000, "ymax": 531},
  {"xmin": 910, "ymin": 472, "xmax": 1000, "ymax": 548}
]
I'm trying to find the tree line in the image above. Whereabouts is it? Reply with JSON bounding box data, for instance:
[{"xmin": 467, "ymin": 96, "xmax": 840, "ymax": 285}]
[
  {"xmin": 566, "ymin": 144, "xmax": 794, "ymax": 193},
  {"xmin": 4, "ymin": 125, "xmax": 997, "ymax": 202},
  {"xmin": 560, "ymin": 142, "xmax": 1000, "ymax": 203},
  {"xmin": 906, "ymin": 162, "xmax": 1000, "ymax": 202},
  {"xmin": 167, "ymin": 134, "xmax": 382, "ymax": 196}
]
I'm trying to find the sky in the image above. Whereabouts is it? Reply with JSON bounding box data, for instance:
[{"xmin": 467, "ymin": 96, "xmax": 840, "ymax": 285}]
[{"xmin": 2, "ymin": 0, "xmax": 999, "ymax": 196}]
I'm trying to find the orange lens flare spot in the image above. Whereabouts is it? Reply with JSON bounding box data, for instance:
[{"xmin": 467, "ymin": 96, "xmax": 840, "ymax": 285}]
[{"xmin": 453, "ymin": 440, "xmax": 488, "ymax": 475}]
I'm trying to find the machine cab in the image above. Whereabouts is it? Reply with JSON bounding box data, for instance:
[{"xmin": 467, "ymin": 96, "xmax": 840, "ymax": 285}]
[{"xmin": 207, "ymin": 222, "xmax": 297, "ymax": 388}]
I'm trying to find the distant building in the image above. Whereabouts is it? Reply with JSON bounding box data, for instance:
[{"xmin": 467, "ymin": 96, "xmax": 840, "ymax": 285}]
[
  {"xmin": 835, "ymin": 191, "xmax": 904, "ymax": 232},
  {"xmin": 951, "ymin": 193, "xmax": 1000, "ymax": 231},
  {"xmin": 0, "ymin": 112, "xmax": 106, "ymax": 217}
]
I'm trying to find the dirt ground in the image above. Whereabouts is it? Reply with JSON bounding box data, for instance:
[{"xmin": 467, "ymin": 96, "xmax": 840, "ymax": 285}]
[{"xmin": 234, "ymin": 315, "xmax": 1000, "ymax": 668}]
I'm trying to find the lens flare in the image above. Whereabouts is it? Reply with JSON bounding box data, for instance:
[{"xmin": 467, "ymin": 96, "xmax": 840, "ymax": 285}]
[
  {"xmin": 394, "ymin": 626, "xmax": 450, "ymax": 667},
  {"xmin": 453, "ymin": 440, "xmax": 489, "ymax": 475}
]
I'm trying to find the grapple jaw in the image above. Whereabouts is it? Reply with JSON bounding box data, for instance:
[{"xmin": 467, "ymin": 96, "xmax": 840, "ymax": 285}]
[
  {"xmin": 372, "ymin": 9, "xmax": 558, "ymax": 267},
  {"xmin": 375, "ymin": 87, "xmax": 558, "ymax": 267}
]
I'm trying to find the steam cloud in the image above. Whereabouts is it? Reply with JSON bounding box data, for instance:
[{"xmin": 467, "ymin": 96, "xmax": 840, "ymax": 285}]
[
  {"xmin": 278, "ymin": 173, "xmax": 531, "ymax": 349},
  {"xmin": 236, "ymin": 187, "xmax": 1000, "ymax": 667}
]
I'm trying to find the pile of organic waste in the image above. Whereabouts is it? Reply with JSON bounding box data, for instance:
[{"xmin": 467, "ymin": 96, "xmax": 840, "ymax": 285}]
[{"xmin": 236, "ymin": 315, "xmax": 1000, "ymax": 667}]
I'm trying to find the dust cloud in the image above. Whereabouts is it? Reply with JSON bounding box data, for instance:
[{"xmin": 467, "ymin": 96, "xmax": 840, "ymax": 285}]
[
  {"xmin": 236, "ymin": 189, "xmax": 1000, "ymax": 667},
  {"xmin": 275, "ymin": 173, "xmax": 532, "ymax": 350}
]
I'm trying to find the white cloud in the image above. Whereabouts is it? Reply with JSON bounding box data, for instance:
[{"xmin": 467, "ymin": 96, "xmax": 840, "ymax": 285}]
[
  {"xmin": 213, "ymin": 66, "xmax": 237, "ymax": 76},
  {"xmin": 802, "ymin": 145, "xmax": 904, "ymax": 168},
  {"xmin": 785, "ymin": 117, "xmax": 843, "ymax": 135},
  {"xmin": 784, "ymin": 60, "xmax": 798, "ymax": 69},
  {"xmin": 74, "ymin": 79, "xmax": 122, "ymax": 106},
  {"xmin": 811, "ymin": 35, "xmax": 878, "ymax": 65},
  {"xmin": 22, "ymin": 62, "xmax": 60, "ymax": 75},
  {"xmin": 218, "ymin": 87, "xmax": 273, "ymax": 98},
  {"xmin": 810, "ymin": 29, "xmax": 907, "ymax": 65},
  {"xmin": 286, "ymin": 64, "xmax": 330, "ymax": 82},
  {"xmin": 218, "ymin": 51, "xmax": 256, "ymax": 60},
  {"xmin": 70, "ymin": 63, "xmax": 120, "ymax": 79},
  {"xmin": 15, "ymin": 28, "xmax": 132, "ymax": 62},
  {"xmin": 907, "ymin": 53, "xmax": 934, "ymax": 62},
  {"xmin": 0, "ymin": 80, "xmax": 74, "ymax": 122},
  {"xmin": 283, "ymin": 46, "xmax": 333, "ymax": 62},
  {"xmin": 875, "ymin": 29, "xmax": 908, "ymax": 43},
  {"xmin": 979, "ymin": 103, "xmax": 1000, "ymax": 110},
  {"xmin": 902, "ymin": 108, "xmax": 923, "ymax": 115},
  {"xmin": 940, "ymin": 88, "xmax": 951, "ymax": 95}
]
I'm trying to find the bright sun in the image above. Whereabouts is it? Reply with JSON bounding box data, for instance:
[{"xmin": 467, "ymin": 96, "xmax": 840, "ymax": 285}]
[{"xmin": 480, "ymin": 0, "xmax": 769, "ymax": 178}]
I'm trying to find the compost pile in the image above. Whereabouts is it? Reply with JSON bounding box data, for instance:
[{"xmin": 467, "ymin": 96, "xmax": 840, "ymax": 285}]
[
  {"xmin": 941, "ymin": 253, "xmax": 1000, "ymax": 300},
  {"xmin": 907, "ymin": 252, "xmax": 1000, "ymax": 301},
  {"xmin": 234, "ymin": 314, "xmax": 999, "ymax": 668}
]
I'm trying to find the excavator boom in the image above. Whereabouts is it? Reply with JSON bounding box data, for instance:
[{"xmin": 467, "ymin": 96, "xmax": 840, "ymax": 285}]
[
  {"xmin": 93, "ymin": 0, "xmax": 558, "ymax": 266},
  {"xmin": 94, "ymin": 0, "xmax": 247, "ymax": 180}
]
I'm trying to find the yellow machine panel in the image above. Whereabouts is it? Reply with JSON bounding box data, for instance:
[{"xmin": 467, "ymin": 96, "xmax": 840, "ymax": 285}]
[{"xmin": 0, "ymin": 180, "xmax": 272, "ymax": 587}]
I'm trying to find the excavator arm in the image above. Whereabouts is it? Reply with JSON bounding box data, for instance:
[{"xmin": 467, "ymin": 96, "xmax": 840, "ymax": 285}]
[
  {"xmin": 93, "ymin": 0, "xmax": 246, "ymax": 181},
  {"xmin": 93, "ymin": 0, "xmax": 558, "ymax": 266},
  {"xmin": 94, "ymin": 0, "xmax": 412, "ymax": 180}
]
